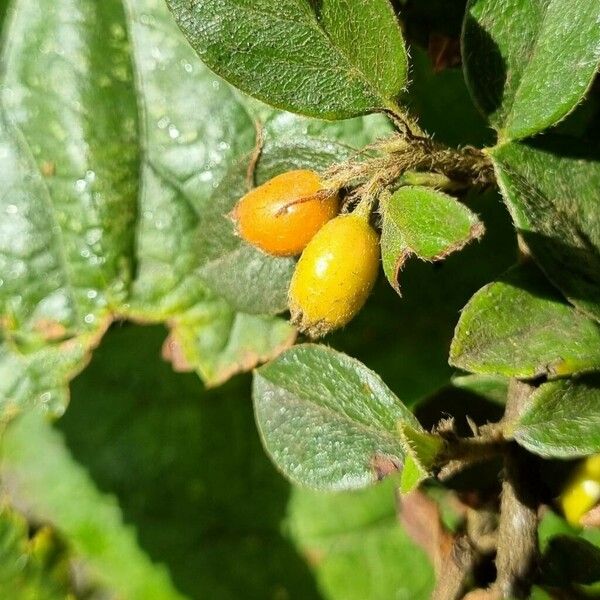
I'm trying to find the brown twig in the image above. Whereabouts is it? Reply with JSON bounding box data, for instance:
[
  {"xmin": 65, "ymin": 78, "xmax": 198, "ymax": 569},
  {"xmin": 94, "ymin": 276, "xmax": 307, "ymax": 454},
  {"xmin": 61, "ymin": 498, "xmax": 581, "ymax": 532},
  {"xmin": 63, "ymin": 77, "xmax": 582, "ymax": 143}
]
[
  {"xmin": 432, "ymin": 535, "xmax": 478, "ymax": 600},
  {"xmin": 492, "ymin": 380, "xmax": 539, "ymax": 599}
]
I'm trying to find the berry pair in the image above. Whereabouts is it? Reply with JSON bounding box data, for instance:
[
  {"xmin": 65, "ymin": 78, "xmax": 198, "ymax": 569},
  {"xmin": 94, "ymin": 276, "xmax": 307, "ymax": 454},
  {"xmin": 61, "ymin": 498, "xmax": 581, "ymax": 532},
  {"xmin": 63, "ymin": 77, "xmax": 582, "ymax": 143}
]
[{"xmin": 232, "ymin": 170, "xmax": 379, "ymax": 337}]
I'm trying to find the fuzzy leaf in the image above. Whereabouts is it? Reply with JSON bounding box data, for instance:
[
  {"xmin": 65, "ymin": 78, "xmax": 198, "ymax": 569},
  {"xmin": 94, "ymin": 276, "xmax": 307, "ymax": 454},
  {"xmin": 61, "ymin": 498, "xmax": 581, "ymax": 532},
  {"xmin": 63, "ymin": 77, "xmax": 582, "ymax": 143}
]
[
  {"xmin": 253, "ymin": 344, "xmax": 421, "ymax": 490},
  {"xmin": 511, "ymin": 375, "xmax": 600, "ymax": 458},
  {"xmin": 463, "ymin": 0, "xmax": 600, "ymax": 140},
  {"xmin": 166, "ymin": 0, "xmax": 408, "ymax": 119},
  {"xmin": 492, "ymin": 140, "xmax": 600, "ymax": 322},
  {"xmin": 450, "ymin": 263, "xmax": 600, "ymax": 378},
  {"xmin": 380, "ymin": 186, "xmax": 484, "ymax": 293},
  {"xmin": 398, "ymin": 424, "xmax": 445, "ymax": 494}
]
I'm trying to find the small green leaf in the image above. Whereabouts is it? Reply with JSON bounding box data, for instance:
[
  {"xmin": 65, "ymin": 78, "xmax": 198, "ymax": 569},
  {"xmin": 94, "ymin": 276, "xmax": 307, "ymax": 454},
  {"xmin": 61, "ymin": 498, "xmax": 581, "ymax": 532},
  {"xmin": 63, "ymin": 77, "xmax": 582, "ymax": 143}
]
[
  {"xmin": 511, "ymin": 375, "xmax": 600, "ymax": 458},
  {"xmin": 451, "ymin": 374, "xmax": 508, "ymax": 405},
  {"xmin": 253, "ymin": 344, "xmax": 421, "ymax": 491},
  {"xmin": 166, "ymin": 0, "xmax": 408, "ymax": 119},
  {"xmin": 398, "ymin": 424, "xmax": 445, "ymax": 494},
  {"xmin": 463, "ymin": 0, "xmax": 600, "ymax": 140},
  {"xmin": 492, "ymin": 140, "xmax": 600, "ymax": 321},
  {"xmin": 450, "ymin": 263, "xmax": 600, "ymax": 378},
  {"xmin": 380, "ymin": 186, "xmax": 484, "ymax": 293}
]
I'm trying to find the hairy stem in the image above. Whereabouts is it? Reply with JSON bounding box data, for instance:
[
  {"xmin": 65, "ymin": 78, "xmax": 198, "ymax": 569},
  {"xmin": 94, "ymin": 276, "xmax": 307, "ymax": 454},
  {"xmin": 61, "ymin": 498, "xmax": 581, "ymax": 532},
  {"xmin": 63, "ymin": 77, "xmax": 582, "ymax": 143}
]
[
  {"xmin": 493, "ymin": 380, "xmax": 539, "ymax": 599},
  {"xmin": 431, "ymin": 536, "xmax": 478, "ymax": 600}
]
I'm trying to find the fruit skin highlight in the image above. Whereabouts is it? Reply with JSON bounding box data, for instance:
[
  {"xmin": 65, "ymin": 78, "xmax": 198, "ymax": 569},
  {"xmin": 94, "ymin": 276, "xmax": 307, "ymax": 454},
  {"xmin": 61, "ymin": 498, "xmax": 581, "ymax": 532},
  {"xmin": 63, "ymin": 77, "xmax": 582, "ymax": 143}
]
[
  {"xmin": 560, "ymin": 454, "xmax": 600, "ymax": 526},
  {"xmin": 289, "ymin": 212, "xmax": 380, "ymax": 338},
  {"xmin": 232, "ymin": 169, "xmax": 339, "ymax": 257}
]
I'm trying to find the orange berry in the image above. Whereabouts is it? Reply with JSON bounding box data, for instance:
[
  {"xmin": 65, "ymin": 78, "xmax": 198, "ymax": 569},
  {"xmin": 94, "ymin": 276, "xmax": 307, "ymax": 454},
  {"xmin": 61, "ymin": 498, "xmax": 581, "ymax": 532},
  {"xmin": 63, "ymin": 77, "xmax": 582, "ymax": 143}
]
[
  {"xmin": 288, "ymin": 212, "xmax": 380, "ymax": 337},
  {"xmin": 232, "ymin": 169, "xmax": 339, "ymax": 256}
]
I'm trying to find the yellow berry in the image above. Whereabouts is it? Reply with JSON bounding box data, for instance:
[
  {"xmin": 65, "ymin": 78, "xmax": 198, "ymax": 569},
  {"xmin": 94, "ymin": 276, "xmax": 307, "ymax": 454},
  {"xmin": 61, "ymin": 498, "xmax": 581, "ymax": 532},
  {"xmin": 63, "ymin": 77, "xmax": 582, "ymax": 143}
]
[
  {"xmin": 232, "ymin": 169, "xmax": 339, "ymax": 256},
  {"xmin": 559, "ymin": 454, "xmax": 600, "ymax": 526},
  {"xmin": 288, "ymin": 212, "xmax": 380, "ymax": 337}
]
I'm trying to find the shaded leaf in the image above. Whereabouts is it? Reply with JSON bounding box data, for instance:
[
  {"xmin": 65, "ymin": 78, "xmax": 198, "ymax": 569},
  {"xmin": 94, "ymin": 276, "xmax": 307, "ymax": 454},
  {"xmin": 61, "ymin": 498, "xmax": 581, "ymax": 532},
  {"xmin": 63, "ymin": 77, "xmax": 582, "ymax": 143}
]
[
  {"xmin": 288, "ymin": 480, "xmax": 435, "ymax": 600},
  {"xmin": 540, "ymin": 535, "xmax": 600, "ymax": 587},
  {"xmin": 511, "ymin": 375, "xmax": 600, "ymax": 458},
  {"xmin": 463, "ymin": 0, "xmax": 600, "ymax": 140},
  {"xmin": 2, "ymin": 324, "xmax": 433, "ymax": 599},
  {"xmin": 450, "ymin": 263, "xmax": 600, "ymax": 378},
  {"xmin": 253, "ymin": 344, "xmax": 421, "ymax": 490},
  {"xmin": 380, "ymin": 186, "xmax": 484, "ymax": 293},
  {"xmin": 167, "ymin": 0, "xmax": 408, "ymax": 119},
  {"xmin": 1, "ymin": 411, "xmax": 187, "ymax": 600},
  {"xmin": 492, "ymin": 139, "xmax": 600, "ymax": 322},
  {"xmin": 405, "ymin": 46, "xmax": 493, "ymax": 148}
]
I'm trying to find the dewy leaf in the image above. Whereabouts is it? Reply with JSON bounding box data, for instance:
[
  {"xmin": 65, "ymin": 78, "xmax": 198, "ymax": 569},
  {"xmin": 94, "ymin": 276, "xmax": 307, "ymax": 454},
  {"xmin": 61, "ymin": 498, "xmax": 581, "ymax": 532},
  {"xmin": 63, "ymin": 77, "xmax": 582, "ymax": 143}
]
[
  {"xmin": 166, "ymin": 0, "xmax": 408, "ymax": 119},
  {"xmin": 450, "ymin": 263, "xmax": 600, "ymax": 379},
  {"xmin": 463, "ymin": 0, "xmax": 600, "ymax": 140},
  {"xmin": 0, "ymin": 0, "xmax": 139, "ymax": 340},
  {"xmin": 511, "ymin": 374, "xmax": 600, "ymax": 458},
  {"xmin": 492, "ymin": 140, "xmax": 600, "ymax": 322},
  {"xmin": 0, "ymin": 0, "xmax": 392, "ymax": 417},
  {"xmin": 253, "ymin": 344, "xmax": 421, "ymax": 491},
  {"xmin": 380, "ymin": 186, "xmax": 484, "ymax": 293}
]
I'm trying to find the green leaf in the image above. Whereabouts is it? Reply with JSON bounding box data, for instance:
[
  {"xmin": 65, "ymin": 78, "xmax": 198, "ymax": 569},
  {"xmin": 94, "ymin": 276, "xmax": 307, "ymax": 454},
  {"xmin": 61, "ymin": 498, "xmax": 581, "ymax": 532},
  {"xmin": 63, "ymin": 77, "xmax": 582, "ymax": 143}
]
[
  {"xmin": 451, "ymin": 374, "xmax": 508, "ymax": 405},
  {"xmin": 450, "ymin": 263, "xmax": 600, "ymax": 378},
  {"xmin": 398, "ymin": 424, "xmax": 445, "ymax": 494},
  {"xmin": 0, "ymin": 506, "xmax": 73, "ymax": 600},
  {"xmin": 0, "ymin": 0, "xmax": 138, "ymax": 340},
  {"xmin": 511, "ymin": 375, "xmax": 600, "ymax": 458},
  {"xmin": 380, "ymin": 186, "xmax": 484, "ymax": 293},
  {"xmin": 165, "ymin": 301, "xmax": 296, "ymax": 386},
  {"xmin": 492, "ymin": 140, "xmax": 600, "ymax": 321},
  {"xmin": 166, "ymin": 0, "xmax": 408, "ymax": 119},
  {"xmin": 0, "ymin": 333, "xmax": 90, "ymax": 421},
  {"xmin": 288, "ymin": 480, "xmax": 435, "ymax": 600},
  {"xmin": 253, "ymin": 344, "xmax": 421, "ymax": 491},
  {"xmin": 463, "ymin": 0, "xmax": 600, "ymax": 140}
]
